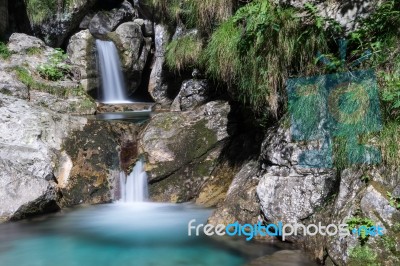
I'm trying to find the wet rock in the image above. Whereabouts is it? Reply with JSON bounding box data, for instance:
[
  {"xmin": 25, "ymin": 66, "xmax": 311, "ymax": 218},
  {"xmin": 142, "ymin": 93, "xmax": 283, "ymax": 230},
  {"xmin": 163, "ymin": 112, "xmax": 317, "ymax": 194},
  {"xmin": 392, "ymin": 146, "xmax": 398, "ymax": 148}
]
[
  {"xmin": 89, "ymin": 0, "xmax": 135, "ymax": 38},
  {"xmin": 58, "ymin": 120, "xmax": 141, "ymax": 206},
  {"xmin": 140, "ymin": 101, "xmax": 230, "ymax": 202},
  {"xmin": 171, "ymin": 79, "xmax": 209, "ymax": 111},
  {"xmin": 0, "ymin": 0, "xmax": 7, "ymax": 37}
]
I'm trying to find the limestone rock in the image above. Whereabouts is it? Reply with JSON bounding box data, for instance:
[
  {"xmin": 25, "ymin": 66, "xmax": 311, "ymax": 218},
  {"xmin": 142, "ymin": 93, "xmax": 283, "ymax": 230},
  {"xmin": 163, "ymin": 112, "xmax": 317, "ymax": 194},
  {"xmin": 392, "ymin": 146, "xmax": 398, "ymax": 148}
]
[
  {"xmin": 257, "ymin": 125, "xmax": 337, "ymax": 224},
  {"xmin": 0, "ymin": 95, "xmax": 84, "ymax": 221},
  {"xmin": 171, "ymin": 79, "xmax": 209, "ymax": 111}
]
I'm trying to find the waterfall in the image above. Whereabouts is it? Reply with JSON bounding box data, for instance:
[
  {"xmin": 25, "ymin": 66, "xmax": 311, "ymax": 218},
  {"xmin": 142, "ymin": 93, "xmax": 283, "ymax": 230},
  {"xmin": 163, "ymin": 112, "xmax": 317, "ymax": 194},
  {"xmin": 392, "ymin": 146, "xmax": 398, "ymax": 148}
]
[
  {"xmin": 119, "ymin": 159, "xmax": 148, "ymax": 202},
  {"xmin": 96, "ymin": 40, "xmax": 131, "ymax": 104}
]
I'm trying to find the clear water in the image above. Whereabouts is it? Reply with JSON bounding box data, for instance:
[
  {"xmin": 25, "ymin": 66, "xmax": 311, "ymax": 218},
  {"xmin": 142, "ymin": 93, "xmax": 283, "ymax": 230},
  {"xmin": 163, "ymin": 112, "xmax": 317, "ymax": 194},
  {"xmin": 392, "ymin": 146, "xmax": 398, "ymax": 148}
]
[
  {"xmin": 119, "ymin": 159, "xmax": 148, "ymax": 202},
  {"xmin": 0, "ymin": 203, "xmax": 246, "ymax": 266},
  {"xmin": 96, "ymin": 40, "xmax": 132, "ymax": 104}
]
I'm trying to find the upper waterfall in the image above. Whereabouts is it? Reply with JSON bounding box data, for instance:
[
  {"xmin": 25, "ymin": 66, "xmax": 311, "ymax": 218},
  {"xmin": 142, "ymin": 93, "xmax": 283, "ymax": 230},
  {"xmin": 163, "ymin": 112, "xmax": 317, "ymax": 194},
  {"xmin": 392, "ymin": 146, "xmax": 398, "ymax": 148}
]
[{"xmin": 96, "ymin": 40, "xmax": 131, "ymax": 104}]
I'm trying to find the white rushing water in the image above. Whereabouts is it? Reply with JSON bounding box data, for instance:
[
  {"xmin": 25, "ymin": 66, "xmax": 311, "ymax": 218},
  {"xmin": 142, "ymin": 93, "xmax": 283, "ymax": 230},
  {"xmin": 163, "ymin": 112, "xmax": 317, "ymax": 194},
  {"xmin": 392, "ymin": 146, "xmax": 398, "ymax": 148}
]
[
  {"xmin": 119, "ymin": 159, "xmax": 148, "ymax": 202},
  {"xmin": 96, "ymin": 40, "xmax": 131, "ymax": 104}
]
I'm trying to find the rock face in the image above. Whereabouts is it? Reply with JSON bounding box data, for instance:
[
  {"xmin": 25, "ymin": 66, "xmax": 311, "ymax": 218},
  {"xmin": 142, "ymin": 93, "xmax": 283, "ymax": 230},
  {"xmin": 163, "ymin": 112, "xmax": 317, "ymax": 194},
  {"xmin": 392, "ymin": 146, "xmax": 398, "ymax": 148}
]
[
  {"xmin": 148, "ymin": 24, "xmax": 171, "ymax": 106},
  {"xmin": 208, "ymin": 161, "xmax": 260, "ymax": 225},
  {"xmin": 57, "ymin": 120, "xmax": 141, "ymax": 207},
  {"xmin": 30, "ymin": 0, "xmax": 97, "ymax": 46},
  {"xmin": 256, "ymin": 123, "xmax": 400, "ymax": 265},
  {"xmin": 2, "ymin": 33, "xmax": 96, "ymax": 115},
  {"xmin": 67, "ymin": 30, "xmax": 97, "ymax": 93},
  {"xmin": 112, "ymin": 21, "xmax": 152, "ymax": 94},
  {"xmin": 139, "ymin": 101, "xmax": 231, "ymax": 202},
  {"xmin": 257, "ymin": 125, "xmax": 337, "ymax": 224},
  {"xmin": 171, "ymin": 79, "xmax": 209, "ymax": 111},
  {"xmin": 88, "ymin": 0, "xmax": 135, "ymax": 37},
  {"xmin": 0, "ymin": 95, "xmax": 84, "ymax": 221}
]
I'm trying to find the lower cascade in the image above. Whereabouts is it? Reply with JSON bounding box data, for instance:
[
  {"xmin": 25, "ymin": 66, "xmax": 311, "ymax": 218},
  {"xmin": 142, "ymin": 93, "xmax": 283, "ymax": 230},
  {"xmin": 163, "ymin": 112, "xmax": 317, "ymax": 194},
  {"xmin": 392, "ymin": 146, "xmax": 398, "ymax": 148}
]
[{"xmin": 119, "ymin": 159, "xmax": 149, "ymax": 202}]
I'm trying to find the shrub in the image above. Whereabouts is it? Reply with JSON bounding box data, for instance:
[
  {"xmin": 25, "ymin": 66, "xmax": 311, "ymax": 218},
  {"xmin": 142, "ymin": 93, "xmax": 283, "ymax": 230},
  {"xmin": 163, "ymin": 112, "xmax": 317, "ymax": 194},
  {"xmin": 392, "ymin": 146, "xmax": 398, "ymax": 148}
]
[
  {"xmin": 348, "ymin": 245, "xmax": 379, "ymax": 266},
  {"xmin": 37, "ymin": 48, "xmax": 70, "ymax": 81}
]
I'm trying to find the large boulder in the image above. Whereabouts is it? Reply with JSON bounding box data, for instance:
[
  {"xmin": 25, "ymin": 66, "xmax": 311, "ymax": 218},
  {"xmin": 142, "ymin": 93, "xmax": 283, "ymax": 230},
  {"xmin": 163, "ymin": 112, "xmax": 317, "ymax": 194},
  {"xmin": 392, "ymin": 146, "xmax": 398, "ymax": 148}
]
[
  {"xmin": 139, "ymin": 101, "xmax": 231, "ymax": 202},
  {"xmin": 88, "ymin": 0, "xmax": 135, "ymax": 37},
  {"xmin": 0, "ymin": 95, "xmax": 84, "ymax": 221}
]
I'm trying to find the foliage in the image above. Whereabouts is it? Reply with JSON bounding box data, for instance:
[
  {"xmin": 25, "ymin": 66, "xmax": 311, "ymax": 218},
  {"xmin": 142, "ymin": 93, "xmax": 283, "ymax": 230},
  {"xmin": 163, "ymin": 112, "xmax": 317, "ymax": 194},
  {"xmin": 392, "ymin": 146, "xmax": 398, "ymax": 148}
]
[
  {"xmin": 203, "ymin": 0, "xmax": 330, "ymax": 116},
  {"xmin": 387, "ymin": 191, "xmax": 400, "ymax": 210},
  {"xmin": 378, "ymin": 122, "xmax": 400, "ymax": 166},
  {"xmin": 144, "ymin": 0, "xmax": 235, "ymax": 33},
  {"xmin": 14, "ymin": 66, "xmax": 67, "ymax": 96},
  {"xmin": 0, "ymin": 42, "xmax": 11, "ymax": 59},
  {"xmin": 166, "ymin": 35, "xmax": 202, "ymax": 72},
  {"xmin": 26, "ymin": 47, "xmax": 42, "ymax": 55},
  {"xmin": 25, "ymin": 0, "xmax": 58, "ymax": 24},
  {"xmin": 348, "ymin": 245, "xmax": 379, "ymax": 266},
  {"xmin": 380, "ymin": 71, "xmax": 400, "ymax": 121},
  {"xmin": 348, "ymin": 0, "xmax": 400, "ymax": 67},
  {"xmin": 347, "ymin": 216, "xmax": 375, "ymax": 244},
  {"xmin": 37, "ymin": 48, "xmax": 70, "ymax": 81}
]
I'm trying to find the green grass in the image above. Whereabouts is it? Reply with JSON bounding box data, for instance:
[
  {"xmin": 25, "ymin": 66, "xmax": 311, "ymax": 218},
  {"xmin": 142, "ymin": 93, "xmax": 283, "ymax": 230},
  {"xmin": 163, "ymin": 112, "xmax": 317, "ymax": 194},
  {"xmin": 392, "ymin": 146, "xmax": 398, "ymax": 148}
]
[
  {"xmin": 26, "ymin": 47, "xmax": 42, "ymax": 55},
  {"xmin": 166, "ymin": 35, "xmax": 203, "ymax": 72},
  {"xmin": 348, "ymin": 245, "xmax": 380, "ymax": 266},
  {"xmin": 203, "ymin": 0, "xmax": 328, "ymax": 116},
  {"xmin": 0, "ymin": 42, "xmax": 11, "ymax": 59},
  {"xmin": 14, "ymin": 66, "xmax": 67, "ymax": 96}
]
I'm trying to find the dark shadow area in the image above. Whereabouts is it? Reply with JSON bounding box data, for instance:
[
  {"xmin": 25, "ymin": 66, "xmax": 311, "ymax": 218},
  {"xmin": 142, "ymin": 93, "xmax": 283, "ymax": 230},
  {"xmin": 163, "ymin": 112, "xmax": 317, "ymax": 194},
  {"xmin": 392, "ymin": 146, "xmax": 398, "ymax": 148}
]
[
  {"xmin": 219, "ymin": 101, "xmax": 265, "ymax": 167},
  {"xmin": 6, "ymin": 0, "xmax": 32, "ymax": 39}
]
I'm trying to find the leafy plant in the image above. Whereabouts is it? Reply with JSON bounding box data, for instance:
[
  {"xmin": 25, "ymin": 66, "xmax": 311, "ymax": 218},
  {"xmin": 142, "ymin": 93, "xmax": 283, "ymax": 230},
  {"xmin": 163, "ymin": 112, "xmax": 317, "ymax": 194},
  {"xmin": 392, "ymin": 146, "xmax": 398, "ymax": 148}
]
[
  {"xmin": 37, "ymin": 48, "xmax": 70, "ymax": 81},
  {"xmin": 387, "ymin": 192, "xmax": 400, "ymax": 209},
  {"xmin": 347, "ymin": 216, "xmax": 375, "ymax": 244},
  {"xmin": 0, "ymin": 42, "xmax": 11, "ymax": 59}
]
